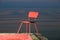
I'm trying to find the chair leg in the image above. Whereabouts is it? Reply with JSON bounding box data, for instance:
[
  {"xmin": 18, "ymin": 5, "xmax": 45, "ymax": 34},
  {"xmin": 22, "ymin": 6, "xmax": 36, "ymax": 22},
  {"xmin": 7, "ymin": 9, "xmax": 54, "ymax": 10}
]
[
  {"xmin": 29, "ymin": 23, "xmax": 31, "ymax": 33},
  {"xmin": 34, "ymin": 23, "xmax": 38, "ymax": 33},
  {"xmin": 26, "ymin": 23, "xmax": 29, "ymax": 33},
  {"xmin": 17, "ymin": 22, "xmax": 23, "ymax": 33}
]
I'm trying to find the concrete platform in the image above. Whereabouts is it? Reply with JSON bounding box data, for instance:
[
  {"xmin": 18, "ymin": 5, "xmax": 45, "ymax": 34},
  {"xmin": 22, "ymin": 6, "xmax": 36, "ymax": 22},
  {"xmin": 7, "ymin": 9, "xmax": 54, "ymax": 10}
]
[{"xmin": 0, "ymin": 33, "xmax": 48, "ymax": 40}]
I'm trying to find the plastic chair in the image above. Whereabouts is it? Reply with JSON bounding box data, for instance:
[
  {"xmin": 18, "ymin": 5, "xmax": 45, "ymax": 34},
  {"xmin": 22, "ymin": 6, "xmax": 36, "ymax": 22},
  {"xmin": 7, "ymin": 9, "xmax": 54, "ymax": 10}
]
[{"xmin": 17, "ymin": 11, "xmax": 39, "ymax": 33}]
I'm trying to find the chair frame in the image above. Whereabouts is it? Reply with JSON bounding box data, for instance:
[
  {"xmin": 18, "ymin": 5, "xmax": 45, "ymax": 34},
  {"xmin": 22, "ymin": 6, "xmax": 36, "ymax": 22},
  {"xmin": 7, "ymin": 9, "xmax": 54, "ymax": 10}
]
[{"xmin": 17, "ymin": 11, "xmax": 39, "ymax": 33}]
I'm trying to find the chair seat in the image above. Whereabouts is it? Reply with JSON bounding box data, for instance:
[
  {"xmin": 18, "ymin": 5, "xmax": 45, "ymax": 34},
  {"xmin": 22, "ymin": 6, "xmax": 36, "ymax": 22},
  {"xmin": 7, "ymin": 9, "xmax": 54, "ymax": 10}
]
[
  {"xmin": 21, "ymin": 20, "xmax": 36, "ymax": 23},
  {"xmin": 22, "ymin": 21, "xmax": 30, "ymax": 23}
]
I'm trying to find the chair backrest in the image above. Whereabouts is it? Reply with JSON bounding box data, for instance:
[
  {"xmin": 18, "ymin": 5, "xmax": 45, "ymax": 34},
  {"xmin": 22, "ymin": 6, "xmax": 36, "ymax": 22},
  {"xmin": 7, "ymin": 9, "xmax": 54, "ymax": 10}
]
[{"xmin": 28, "ymin": 11, "xmax": 39, "ymax": 19}]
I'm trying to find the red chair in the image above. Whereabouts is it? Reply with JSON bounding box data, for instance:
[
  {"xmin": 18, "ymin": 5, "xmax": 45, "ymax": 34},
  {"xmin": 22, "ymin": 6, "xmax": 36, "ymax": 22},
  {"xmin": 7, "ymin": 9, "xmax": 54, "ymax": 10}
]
[{"xmin": 17, "ymin": 11, "xmax": 39, "ymax": 33}]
